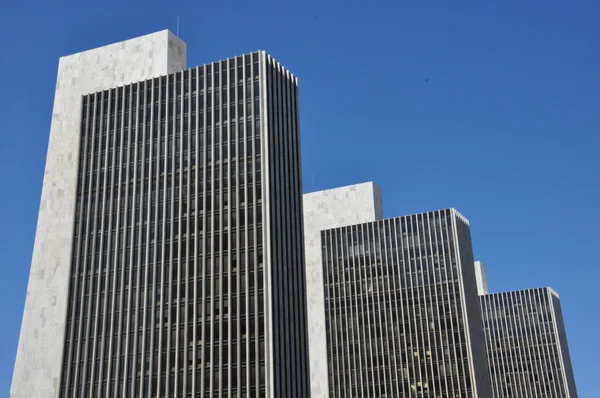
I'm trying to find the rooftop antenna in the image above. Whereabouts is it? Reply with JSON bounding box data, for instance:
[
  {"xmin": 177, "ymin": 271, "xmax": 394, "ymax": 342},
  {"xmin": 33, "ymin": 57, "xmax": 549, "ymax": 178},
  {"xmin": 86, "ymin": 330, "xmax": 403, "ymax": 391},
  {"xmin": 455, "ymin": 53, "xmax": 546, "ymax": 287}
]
[
  {"xmin": 312, "ymin": 174, "xmax": 315, "ymax": 191},
  {"xmin": 176, "ymin": 17, "xmax": 180, "ymax": 37}
]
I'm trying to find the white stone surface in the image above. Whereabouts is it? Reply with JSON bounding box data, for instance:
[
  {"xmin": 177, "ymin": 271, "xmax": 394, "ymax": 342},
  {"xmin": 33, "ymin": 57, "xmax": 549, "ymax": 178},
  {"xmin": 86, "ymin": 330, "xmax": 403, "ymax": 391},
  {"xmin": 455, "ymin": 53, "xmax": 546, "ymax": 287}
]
[
  {"xmin": 11, "ymin": 30, "xmax": 186, "ymax": 398},
  {"xmin": 474, "ymin": 260, "xmax": 489, "ymax": 295},
  {"xmin": 303, "ymin": 182, "xmax": 384, "ymax": 398}
]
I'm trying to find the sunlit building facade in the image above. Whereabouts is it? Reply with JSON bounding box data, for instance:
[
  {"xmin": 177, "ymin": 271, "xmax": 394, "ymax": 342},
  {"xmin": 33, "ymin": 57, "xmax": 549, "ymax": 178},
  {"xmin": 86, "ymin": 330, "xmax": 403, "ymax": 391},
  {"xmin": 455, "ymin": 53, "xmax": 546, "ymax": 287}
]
[
  {"xmin": 11, "ymin": 31, "xmax": 309, "ymax": 398},
  {"xmin": 321, "ymin": 209, "xmax": 492, "ymax": 397},
  {"xmin": 481, "ymin": 288, "xmax": 578, "ymax": 398}
]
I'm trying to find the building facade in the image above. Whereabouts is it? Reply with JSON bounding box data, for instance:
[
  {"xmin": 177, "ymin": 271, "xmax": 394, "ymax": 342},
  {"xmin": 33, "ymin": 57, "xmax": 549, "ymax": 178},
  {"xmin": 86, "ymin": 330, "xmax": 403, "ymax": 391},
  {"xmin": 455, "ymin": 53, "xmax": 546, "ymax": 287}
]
[
  {"xmin": 474, "ymin": 261, "xmax": 489, "ymax": 296},
  {"xmin": 303, "ymin": 182, "xmax": 384, "ymax": 398},
  {"xmin": 480, "ymin": 288, "xmax": 578, "ymax": 398},
  {"xmin": 321, "ymin": 208, "xmax": 492, "ymax": 397},
  {"xmin": 12, "ymin": 31, "xmax": 309, "ymax": 398}
]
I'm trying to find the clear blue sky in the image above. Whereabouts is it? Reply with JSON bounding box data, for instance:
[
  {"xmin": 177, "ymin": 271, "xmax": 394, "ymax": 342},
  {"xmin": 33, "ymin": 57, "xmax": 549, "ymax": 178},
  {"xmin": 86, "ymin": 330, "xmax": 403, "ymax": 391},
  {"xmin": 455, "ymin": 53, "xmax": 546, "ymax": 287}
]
[{"xmin": 1, "ymin": 0, "xmax": 598, "ymax": 396}]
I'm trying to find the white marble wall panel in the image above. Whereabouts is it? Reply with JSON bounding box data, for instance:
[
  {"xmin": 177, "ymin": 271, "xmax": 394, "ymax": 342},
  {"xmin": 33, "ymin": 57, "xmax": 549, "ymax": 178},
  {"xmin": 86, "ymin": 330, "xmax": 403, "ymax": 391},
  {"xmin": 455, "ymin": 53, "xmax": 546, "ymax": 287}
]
[
  {"xmin": 474, "ymin": 261, "xmax": 489, "ymax": 295},
  {"xmin": 303, "ymin": 182, "xmax": 383, "ymax": 398},
  {"xmin": 11, "ymin": 30, "xmax": 186, "ymax": 398}
]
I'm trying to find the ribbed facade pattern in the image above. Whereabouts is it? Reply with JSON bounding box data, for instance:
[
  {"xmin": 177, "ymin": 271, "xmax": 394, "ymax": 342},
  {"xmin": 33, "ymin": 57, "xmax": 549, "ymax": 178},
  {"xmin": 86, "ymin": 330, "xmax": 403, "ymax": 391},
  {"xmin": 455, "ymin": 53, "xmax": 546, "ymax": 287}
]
[
  {"xmin": 263, "ymin": 57, "xmax": 310, "ymax": 397},
  {"xmin": 321, "ymin": 209, "xmax": 491, "ymax": 398},
  {"xmin": 59, "ymin": 51, "xmax": 309, "ymax": 398},
  {"xmin": 481, "ymin": 288, "xmax": 578, "ymax": 398}
]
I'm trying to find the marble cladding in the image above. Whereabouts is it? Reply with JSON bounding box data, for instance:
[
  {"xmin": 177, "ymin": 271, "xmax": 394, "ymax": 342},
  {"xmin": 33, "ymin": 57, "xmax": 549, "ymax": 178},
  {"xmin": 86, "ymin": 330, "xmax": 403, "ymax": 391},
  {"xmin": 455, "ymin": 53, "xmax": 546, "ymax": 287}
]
[
  {"xmin": 303, "ymin": 182, "xmax": 384, "ymax": 398},
  {"xmin": 10, "ymin": 30, "xmax": 186, "ymax": 398},
  {"xmin": 474, "ymin": 261, "xmax": 489, "ymax": 296}
]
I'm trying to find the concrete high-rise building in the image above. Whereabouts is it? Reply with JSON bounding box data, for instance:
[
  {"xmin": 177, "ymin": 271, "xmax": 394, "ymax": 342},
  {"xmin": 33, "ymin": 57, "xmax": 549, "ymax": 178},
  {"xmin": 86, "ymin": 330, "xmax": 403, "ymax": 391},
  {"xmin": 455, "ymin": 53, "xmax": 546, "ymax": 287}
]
[
  {"xmin": 11, "ymin": 31, "xmax": 310, "ymax": 398},
  {"xmin": 480, "ymin": 288, "xmax": 578, "ymax": 398},
  {"xmin": 314, "ymin": 203, "xmax": 492, "ymax": 397},
  {"xmin": 474, "ymin": 261, "xmax": 489, "ymax": 296},
  {"xmin": 303, "ymin": 182, "xmax": 384, "ymax": 398}
]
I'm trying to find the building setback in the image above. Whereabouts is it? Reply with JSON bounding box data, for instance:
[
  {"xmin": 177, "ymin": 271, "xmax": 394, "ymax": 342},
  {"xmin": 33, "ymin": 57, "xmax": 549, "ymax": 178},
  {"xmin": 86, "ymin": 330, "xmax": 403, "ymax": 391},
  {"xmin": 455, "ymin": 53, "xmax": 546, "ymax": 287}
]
[
  {"xmin": 480, "ymin": 288, "xmax": 578, "ymax": 398},
  {"xmin": 321, "ymin": 208, "xmax": 492, "ymax": 397},
  {"xmin": 11, "ymin": 31, "xmax": 310, "ymax": 398}
]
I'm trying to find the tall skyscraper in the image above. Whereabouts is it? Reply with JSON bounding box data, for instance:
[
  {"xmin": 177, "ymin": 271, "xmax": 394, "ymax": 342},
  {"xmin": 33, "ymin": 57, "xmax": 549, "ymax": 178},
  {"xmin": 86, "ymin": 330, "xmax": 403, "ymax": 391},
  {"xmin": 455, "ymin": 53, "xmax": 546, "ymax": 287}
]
[
  {"xmin": 303, "ymin": 182, "xmax": 384, "ymax": 398},
  {"xmin": 480, "ymin": 288, "xmax": 578, "ymax": 398},
  {"xmin": 318, "ymin": 205, "xmax": 492, "ymax": 397},
  {"xmin": 11, "ymin": 31, "xmax": 310, "ymax": 398}
]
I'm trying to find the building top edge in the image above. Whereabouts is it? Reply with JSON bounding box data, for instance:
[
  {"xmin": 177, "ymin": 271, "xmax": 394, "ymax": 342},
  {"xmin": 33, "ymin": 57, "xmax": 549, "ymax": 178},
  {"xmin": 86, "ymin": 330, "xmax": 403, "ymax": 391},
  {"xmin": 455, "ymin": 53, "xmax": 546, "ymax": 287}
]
[
  {"xmin": 320, "ymin": 207, "xmax": 466, "ymax": 234},
  {"xmin": 77, "ymin": 50, "xmax": 297, "ymax": 96},
  {"xmin": 480, "ymin": 287, "xmax": 560, "ymax": 298},
  {"xmin": 304, "ymin": 181, "xmax": 379, "ymax": 197},
  {"xmin": 59, "ymin": 29, "xmax": 180, "ymax": 60}
]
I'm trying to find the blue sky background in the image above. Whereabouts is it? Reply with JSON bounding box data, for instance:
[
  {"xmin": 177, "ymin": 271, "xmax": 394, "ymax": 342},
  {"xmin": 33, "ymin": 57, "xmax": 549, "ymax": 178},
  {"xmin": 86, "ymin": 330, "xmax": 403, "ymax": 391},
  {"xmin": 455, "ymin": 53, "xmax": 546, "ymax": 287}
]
[{"xmin": 0, "ymin": 0, "xmax": 598, "ymax": 396}]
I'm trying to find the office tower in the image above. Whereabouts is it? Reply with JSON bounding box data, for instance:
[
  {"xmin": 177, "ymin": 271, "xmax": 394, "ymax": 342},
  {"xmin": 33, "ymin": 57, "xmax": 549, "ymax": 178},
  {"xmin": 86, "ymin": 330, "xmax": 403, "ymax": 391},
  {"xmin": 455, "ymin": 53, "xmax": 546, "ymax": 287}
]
[
  {"xmin": 474, "ymin": 261, "xmax": 489, "ymax": 296},
  {"xmin": 11, "ymin": 31, "xmax": 186, "ymax": 398},
  {"xmin": 303, "ymin": 182, "xmax": 384, "ymax": 398},
  {"xmin": 320, "ymin": 208, "xmax": 492, "ymax": 397},
  {"xmin": 11, "ymin": 31, "xmax": 310, "ymax": 398},
  {"xmin": 480, "ymin": 288, "xmax": 578, "ymax": 398}
]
